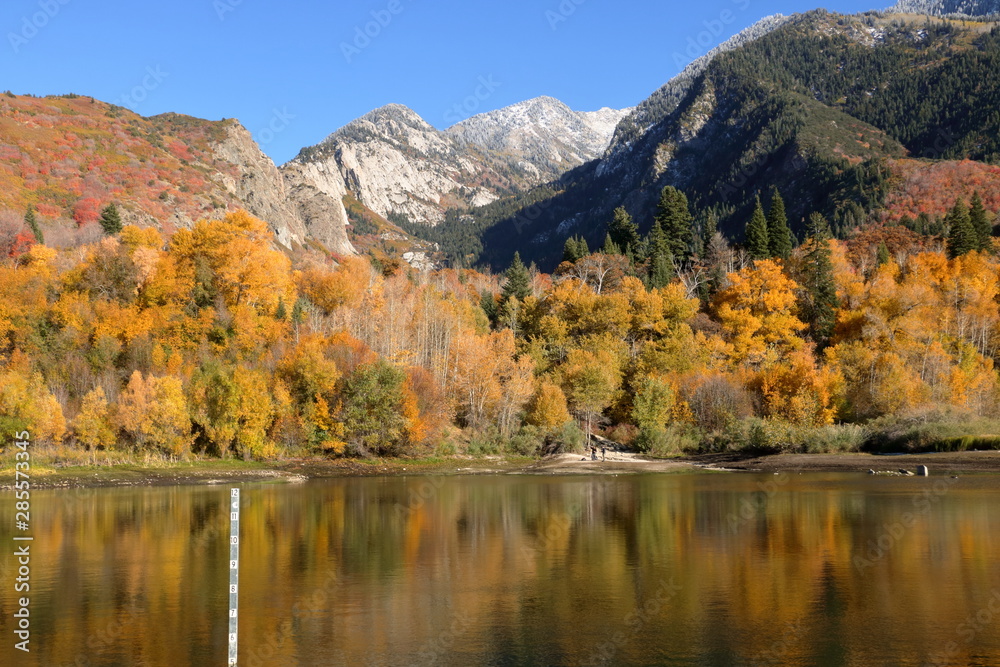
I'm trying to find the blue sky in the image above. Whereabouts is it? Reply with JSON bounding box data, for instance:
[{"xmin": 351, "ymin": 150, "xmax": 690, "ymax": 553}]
[{"xmin": 2, "ymin": 0, "xmax": 882, "ymax": 164}]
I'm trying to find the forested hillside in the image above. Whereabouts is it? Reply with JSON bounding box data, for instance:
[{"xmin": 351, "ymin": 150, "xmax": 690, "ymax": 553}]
[
  {"xmin": 2, "ymin": 201, "xmax": 999, "ymax": 460},
  {"xmin": 438, "ymin": 13, "xmax": 1000, "ymax": 272},
  {"xmin": 0, "ymin": 93, "xmax": 330, "ymax": 251}
]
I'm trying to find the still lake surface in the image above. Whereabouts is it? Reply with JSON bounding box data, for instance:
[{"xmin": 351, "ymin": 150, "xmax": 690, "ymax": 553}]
[{"xmin": 2, "ymin": 472, "xmax": 1000, "ymax": 666}]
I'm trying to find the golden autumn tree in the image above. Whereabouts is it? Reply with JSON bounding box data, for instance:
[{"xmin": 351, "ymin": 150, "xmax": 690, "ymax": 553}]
[
  {"xmin": 560, "ymin": 345, "xmax": 623, "ymax": 439},
  {"xmin": 0, "ymin": 353, "xmax": 66, "ymax": 443},
  {"xmin": 73, "ymin": 386, "xmax": 116, "ymax": 449},
  {"xmin": 713, "ymin": 259, "xmax": 806, "ymax": 369},
  {"xmin": 114, "ymin": 371, "xmax": 191, "ymax": 456},
  {"xmin": 451, "ymin": 329, "xmax": 534, "ymax": 437},
  {"xmin": 757, "ymin": 348, "xmax": 839, "ymax": 426},
  {"xmin": 525, "ymin": 381, "xmax": 572, "ymax": 432},
  {"xmin": 188, "ymin": 364, "xmax": 277, "ymax": 459},
  {"xmin": 169, "ymin": 210, "xmax": 294, "ymax": 314},
  {"xmin": 276, "ymin": 335, "xmax": 345, "ymax": 452}
]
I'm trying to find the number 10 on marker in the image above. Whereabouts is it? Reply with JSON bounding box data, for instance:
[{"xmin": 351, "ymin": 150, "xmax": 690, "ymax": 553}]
[{"xmin": 228, "ymin": 488, "xmax": 240, "ymax": 666}]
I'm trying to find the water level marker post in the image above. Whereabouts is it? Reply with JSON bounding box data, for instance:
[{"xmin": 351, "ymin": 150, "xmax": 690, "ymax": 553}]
[{"xmin": 229, "ymin": 488, "xmax": 240, "ymax": 666}]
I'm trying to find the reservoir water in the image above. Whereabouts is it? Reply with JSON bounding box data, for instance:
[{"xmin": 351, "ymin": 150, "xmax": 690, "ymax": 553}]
[{"xmin": 2, "ymin": 472, "xmax": 1000, "ymax": 666}]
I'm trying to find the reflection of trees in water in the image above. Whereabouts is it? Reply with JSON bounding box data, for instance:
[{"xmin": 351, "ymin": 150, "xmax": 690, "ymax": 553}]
[{"xmin": 5, "ymin": 477, "xmax": 1000, "ymax": 666}]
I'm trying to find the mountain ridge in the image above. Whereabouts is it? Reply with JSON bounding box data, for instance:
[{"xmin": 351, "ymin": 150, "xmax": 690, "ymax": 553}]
[{"xmin": 284, "ymin": 97, "xmax": 630, "ymax": 228}]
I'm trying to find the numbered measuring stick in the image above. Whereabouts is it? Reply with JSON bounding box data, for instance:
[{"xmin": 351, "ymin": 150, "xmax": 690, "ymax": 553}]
[{"xmin": 228, "ymin": 488, "xmax": 240, "ymax": 666}]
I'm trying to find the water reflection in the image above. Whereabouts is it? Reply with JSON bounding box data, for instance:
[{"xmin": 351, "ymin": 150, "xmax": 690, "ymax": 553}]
[{"xmin": 2, "ymin": 473, "xmax": 1000, "ymax": 666}]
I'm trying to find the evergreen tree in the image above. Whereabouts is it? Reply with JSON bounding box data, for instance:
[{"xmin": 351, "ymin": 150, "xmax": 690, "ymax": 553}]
[
  {"xmin": 703, "ymin": 211, "xmax": 718, "ymax": 241},
  {"xmin": 766, "ymin": 188, "xmax": 793, "ymax": 260},
  {"xmin": 644, "ymin": 219, "xmax": 674, "ymax": 288},
  {"xmin": 802, "ymin": 213, "xmax": 838, "ymax": 347},
  {"xmin": 607, "ymin": 207, "xmax": 639, "ymax": 256},
  {"xmin": 274, "ymin": 297, "xmax": 288, "ymax": 321},
  {"xmin": 946, "ymin": 199, "xmax": 977, "ymax": 259},
  {"xmin": 655, "ymin": 186, "xmax": 693, "ymax": 262},
  {"xmin": 602, "ymin": 234, "xmax": 621, "ymax": 256},
  {"xmin": 876, "ymin": 242, "xmax": 890, "ymax": 266},
  {"xmin": 645, "ymin": 219, "xmax": 669, "ymax": 261},
  {"xmin": 24, "ymin": 205, "xmax": 42, "ymax": 244},
  {"xmin": 970, "ymin": 192, "xmax": 992, "ymax": 250},
  {"xmin": 916, "ymin": 212, "xmax": 932, "ymax": 236},
  {"xmin": 99, "ymin": 203, "xmax": 123, "ymax": 235},
  {"xmin": 501, "ymin": 252, "xmax": 532, "ymax": 302},
  {"xmin": 480, "ymin": 291, "xmax": 499, "ymax": 327},
  {"xmin": 562, "ymin": 235, "xmax": 590, "ymax": 263},
  {"xmin": 648, "ymin": 252, "xmax": 675, "ymax": 289},
  {"xmin": 562, "ymin": 237, "xmax": 580, "ymax": 264},
  {"xmin": 745, "ymin": 196, "xmax": 770, "ymax": 260},
  {"xmin": 291, "ymin": 297, "xmax": 307, "ymax": 325}
]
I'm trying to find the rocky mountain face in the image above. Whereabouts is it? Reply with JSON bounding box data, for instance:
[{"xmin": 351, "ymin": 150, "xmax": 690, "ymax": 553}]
[
  {"xmin": 0, "ymin": 94, "xmax": 355, "ymax": 255},
  {"xmin": 889, "ymin": 0, "xmax": 1000, "ymax": 17},
  {"xmin": 282, "ymin": 98, "xmax": 628, "ymax": 227},
  {"xmin": 447, "ymin": 97, "xmax": 629, "ymax": 180}
]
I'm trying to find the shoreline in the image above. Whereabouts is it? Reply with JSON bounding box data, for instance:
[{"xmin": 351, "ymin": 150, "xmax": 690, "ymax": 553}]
[{"xmin": 4, "ymin": 450, "xmax": 1000, "ymax": 490}]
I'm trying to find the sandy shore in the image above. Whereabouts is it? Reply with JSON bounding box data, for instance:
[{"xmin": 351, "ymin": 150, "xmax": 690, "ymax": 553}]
[{"xmin": 4, "ymin": 450, "xmax": 1000, "ymax": 489}]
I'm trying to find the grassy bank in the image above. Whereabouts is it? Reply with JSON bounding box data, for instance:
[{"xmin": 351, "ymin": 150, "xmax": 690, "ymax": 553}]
[{"xmin": 0, "ymin": 446, "xmax": 538, "ymax": 489}]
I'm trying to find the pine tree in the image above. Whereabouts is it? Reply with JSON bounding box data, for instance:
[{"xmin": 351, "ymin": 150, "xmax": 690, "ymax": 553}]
[
  {"xmin": 876, "ymin": 242, "xmax": 890, "ymax": 266},
  {"xmin": 745, "ymin": 196, "xmax": 770, "ymax": 260},
  {"xmin": 766, "ymin": 188, "xmax": 793, "ymax": 260},
  {"xmin": 946, "ymin": 199, "xmax": 977, "ymax": 259},
  {"xmin": 562, "ymin": 237, "xmax": 580, "ymax": 264},
  {"xmin": 501, "ymin": 251, "xmax": 532, "ymax": 302},
  {"xmin": 562, "ymin": 236, "xmax": 590, "ymax": 263},
  {"xmin": 274, "ymin": 297, "xmax": 288, "ymax": 321},
  {"xmin": 99, "ymin": 203, "xmax": 123, "ymax": 235},
  {"xmin": 648, "ymin": 252, "xmax": 675, "ymax": 289},
  {"xmin": 480, "ymin": 291, "xmax": 498, "ymax": 326},
  {"xmin": 969, "ymin": 192, "xmax": 992, "ymax": 251},
  {"xmin": 602, "ymin": 234, "xmax": 621, "ymax": 256},
  {"xmin": 703, "ymin": 211, "xmax": 718, "ymax": 241},
  {"xmin": 645, "ymin": 219, "xmax": 668, "ymax": 261},
  {"xmin": 291, "ymin": 297, "xmax": 306, "ymax": 325},
  {"xmin": 916, "ymin": 212, "xmax": 932, "ymax": 236},
  {"xmin": 607, "ymin": 207, "xmax": 639, "ymax": 256},
  {"xmin": 655, "ymin": 186, "xmax": 693, "ymax": 262},
  {"xmin": 24, "ymin": 205, "xmax": 42, "ymax": 244},
  {"xmin": 802, "ymin": 213, "xmax": 838, "ymax": 347},
  {"xmin": 644, "ymin": 219, "xmax": 673, "ymax": 288}
]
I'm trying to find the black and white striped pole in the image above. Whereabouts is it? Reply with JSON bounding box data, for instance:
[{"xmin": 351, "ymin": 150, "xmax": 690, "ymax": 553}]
[{"xmin": 229, "ymin": 488, "xmax": 240, "ymax": 666}]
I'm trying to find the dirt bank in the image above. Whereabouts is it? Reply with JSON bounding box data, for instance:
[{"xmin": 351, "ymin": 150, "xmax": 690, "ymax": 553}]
[
  {"xmin": 687, "ymin": 450, "xmax": 1000, "ymax": 474},
  {"xmin": 4, "ymin": 451, "xmax": 1000, "ymax": 490}
]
